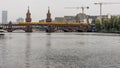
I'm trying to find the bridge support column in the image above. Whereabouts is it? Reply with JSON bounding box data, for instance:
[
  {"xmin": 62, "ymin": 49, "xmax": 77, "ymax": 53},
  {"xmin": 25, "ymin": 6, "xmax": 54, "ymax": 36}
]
[
  {"xmin": 25, "ymin": 25, "xmax": 32, "ymax": 32},
  {"xmin": 46, "ymin": 25, "xmax": 55, "ymax": 32},
  {"xmin": 8, "ymin": 30, "xmax": 12, "ymax": 32},
  {"xmin": 8, "ymin": 21, "xmax": 13, "ymax": 32}
]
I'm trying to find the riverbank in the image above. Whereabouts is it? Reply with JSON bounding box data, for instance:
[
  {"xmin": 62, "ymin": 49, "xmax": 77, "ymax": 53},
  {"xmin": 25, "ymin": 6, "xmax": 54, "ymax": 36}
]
[{"xmin": 99, "ymin": 31, "xmax": 120, "ymax": 34}]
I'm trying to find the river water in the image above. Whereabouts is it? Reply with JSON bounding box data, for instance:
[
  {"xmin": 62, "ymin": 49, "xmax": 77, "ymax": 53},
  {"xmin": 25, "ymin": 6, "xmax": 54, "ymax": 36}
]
[{"xmin": 0, "ymin": 32, "xmax": 120, "ymax": 68}]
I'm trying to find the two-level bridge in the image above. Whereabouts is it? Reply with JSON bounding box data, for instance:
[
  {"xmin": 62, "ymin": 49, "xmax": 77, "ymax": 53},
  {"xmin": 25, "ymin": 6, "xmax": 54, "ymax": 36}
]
[
  {"xmin": 0, "ymin": 23, "xmax": 32, "ymax": 32},
  {"xmin": 0, "ymin": 22, "xmax": 89, "ymax": 32}
]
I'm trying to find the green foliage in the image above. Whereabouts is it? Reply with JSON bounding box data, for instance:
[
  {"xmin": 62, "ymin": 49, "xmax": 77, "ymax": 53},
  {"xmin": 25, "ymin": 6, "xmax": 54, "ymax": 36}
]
[
  {"xmin": 91, "ymin": 16, "xmax": 120, "ymax": 33},
  {"xmin": 102, "ymin": 18, "xmax": 111, "ymax": 31},
  {"xmin": 95, "ymin": 19, "xmax": 101, "ymax": 31},
  {"xmin": 111, "ymin": 16, "xmax": 120, "ymax": 32},
  {"xmin": 91, "ymin": 19, "xmax": 101, "ymax": 31}
]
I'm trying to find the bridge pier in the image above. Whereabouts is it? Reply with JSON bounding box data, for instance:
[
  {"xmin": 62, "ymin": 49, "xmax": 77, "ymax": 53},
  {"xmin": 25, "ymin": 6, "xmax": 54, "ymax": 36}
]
[
  {"xmin": 7, "ymin": 21, "xmax": 13, "ymax": 32},
  {"xmin": 25, "ymin": 25, "xmax": 32, "ymax": 32},
  {"xmin": 7, "ymin": 30, "xmax": 12, "ymax": 32},
  {"xmin": 46, "ymin": 25, "xmax": 55, "ymax": 32}
]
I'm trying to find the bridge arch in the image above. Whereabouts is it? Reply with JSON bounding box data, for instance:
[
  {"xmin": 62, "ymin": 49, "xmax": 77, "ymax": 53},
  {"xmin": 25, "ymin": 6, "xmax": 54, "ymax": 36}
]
[
  {"xmin": 3, "ymin": 28, "xmax": 28, "ymax": 32},
  {"xmin": 12, "ymin": 29, "xmax": 26, "ymax": 32}
]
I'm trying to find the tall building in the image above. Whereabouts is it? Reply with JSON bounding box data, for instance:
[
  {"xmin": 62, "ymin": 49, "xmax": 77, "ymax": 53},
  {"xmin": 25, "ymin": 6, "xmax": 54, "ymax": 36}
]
[
  {"xmin": 25, "ymin": 7, "xmax": 32, "ymax": 22},
  {"xmin": 2, "ymin": 11, "xmax": 8, "ymax": 24},
  {"xmin": 46, "ymin": 7, "xmax": 52, "ymax": 22}
]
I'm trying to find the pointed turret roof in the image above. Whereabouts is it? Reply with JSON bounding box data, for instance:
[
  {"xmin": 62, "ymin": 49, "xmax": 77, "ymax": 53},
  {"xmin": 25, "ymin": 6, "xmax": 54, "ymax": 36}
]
[
  {"xmin": 26, "ymin": 6, "xmax": 32, "ymax": 22},
  {"xmin": 46, "ymin": 7, "xmax": 52, "ymax": 22},
  {"xmin": 48, "ymin": 7, "xmax": 50, "ymax": 13},
  {"xmin": 27, "ymin": 6, "xmax": 30, "ymax": 14}
]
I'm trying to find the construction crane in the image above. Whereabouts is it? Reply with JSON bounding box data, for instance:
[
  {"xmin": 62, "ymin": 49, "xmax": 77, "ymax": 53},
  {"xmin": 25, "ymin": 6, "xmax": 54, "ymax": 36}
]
[
  {"xmin": 94, "ymin": 2, "xmax": 120, "ymax": 23},
  {"xmin": 65, "ymin": 6, "xmax": 89, "ymax": 23},
  {"xmin": 65, "ymin": 6, "xmax": 89, "ymax": 14}
]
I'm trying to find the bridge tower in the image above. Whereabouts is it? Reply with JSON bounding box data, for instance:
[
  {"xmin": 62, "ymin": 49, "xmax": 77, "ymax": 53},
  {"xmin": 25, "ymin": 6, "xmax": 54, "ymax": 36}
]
[
  {"xmin": 46, "ymin": 7, "xmax": 52, "ymax": 22},
  {"xmin": 26, "ymin": 7, "xmax": 32, "ymax": 22},
  {"xmin": 45, "ymin": 7, "xmax": 53, "ymax": 32},
  {"xmin": 25, "ymin": 7, "xmax": 32, "ymax": 32}
]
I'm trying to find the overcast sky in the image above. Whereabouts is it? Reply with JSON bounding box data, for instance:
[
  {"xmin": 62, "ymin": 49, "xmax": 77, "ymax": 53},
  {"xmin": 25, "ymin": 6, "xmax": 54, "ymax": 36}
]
[{"xmin": 0, "ymin": 0, "xmax": 120, "ymax": 22}]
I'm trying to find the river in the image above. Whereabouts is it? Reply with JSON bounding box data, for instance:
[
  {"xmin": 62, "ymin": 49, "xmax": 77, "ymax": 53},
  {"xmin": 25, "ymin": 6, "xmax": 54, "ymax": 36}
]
[{"xmin": 0, "ymin": 32, "xmax": 120, "ymax": 68}]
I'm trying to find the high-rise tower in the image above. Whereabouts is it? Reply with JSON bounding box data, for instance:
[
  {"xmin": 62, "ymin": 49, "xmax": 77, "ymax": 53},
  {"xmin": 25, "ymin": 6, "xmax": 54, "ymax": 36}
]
[
  {"xmin": 2, "ymin": 11, "xmax": 8, "ymax": 24},
  {"xmin": 46, "ymin": 7, "xmax": 52, "ymax": 22},
  {"xmin": 26, "ymin": 7, "xmax": 32, "ymax": 22}
]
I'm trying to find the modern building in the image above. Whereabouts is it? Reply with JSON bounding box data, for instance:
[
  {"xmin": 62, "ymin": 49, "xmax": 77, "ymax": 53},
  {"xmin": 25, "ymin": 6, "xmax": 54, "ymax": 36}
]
[
  {"xmin": 55, "ymin": 17, "xmax": 64, "ymax": 22},
  {"xmin": 2, "ymin": 11, "xmax": 8, "ymax": 24},
  {"xmin": 39, "ymin": 19, "xmax": 45, "ymax": 22},
  {"xmin": 55, "ymin": 16, "xmax": 76, "ymax": 22},
  {"xmin": 16, "ymin": 17, "xmax": 24, "ymax": 23},
  {"xmin": 76, "ymin": 13, "xmax": 88, "ymax": 22},
  {"xmin": 64, "ymin": 16, "xmax": 76, "ymax": 22}
]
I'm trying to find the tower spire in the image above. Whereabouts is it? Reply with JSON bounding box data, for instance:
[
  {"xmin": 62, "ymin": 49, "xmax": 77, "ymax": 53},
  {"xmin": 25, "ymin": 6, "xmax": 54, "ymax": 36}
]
[
  {"xmin": 46, "ymin": 7, "xmax": 52, "ymax": 22},
  {"xmin": 28, "ymin": 6, "xmax": 30, "ymax": 13},
  {"xmin": 26, "ymin": 6, "xmax": 32, "ymax": 22},
  {"xmin": 48, "ymin": 7, "xmax": 50, "ymax": 13}
]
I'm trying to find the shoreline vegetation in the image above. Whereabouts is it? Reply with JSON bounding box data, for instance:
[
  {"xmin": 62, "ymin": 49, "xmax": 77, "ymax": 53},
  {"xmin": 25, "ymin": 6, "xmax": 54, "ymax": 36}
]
[{"xmin": 91, "ymin": 16, "xmax": 120, "ymax": 34}]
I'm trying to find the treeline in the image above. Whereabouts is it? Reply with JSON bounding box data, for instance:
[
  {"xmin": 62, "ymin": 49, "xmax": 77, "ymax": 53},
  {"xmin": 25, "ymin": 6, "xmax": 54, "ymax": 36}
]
[{"xmin": 91, "ymin": 16, "xmax": 120, "ymax": 33}]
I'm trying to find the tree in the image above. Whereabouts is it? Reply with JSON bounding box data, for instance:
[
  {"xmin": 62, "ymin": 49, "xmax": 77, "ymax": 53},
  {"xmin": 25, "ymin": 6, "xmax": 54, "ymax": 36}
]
[
  {"xmin": 113, "ymin": 16, "xmax": 120, "ymax": 31},
  {"xmin": 91, "ymin": 16, "xmax": 120, "ymax": 33},
  {"xmin": 94, "ymin": 19, "xmax": 101, "ymax": 31},
  {"xmin": 102, "ymin": 18, "xmax": 111, "ymax": 31}
]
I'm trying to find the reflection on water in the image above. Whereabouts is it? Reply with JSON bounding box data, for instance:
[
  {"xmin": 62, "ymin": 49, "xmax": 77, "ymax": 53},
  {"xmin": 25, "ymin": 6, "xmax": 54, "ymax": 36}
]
[
  {"xmin": 25, "ymin": 33, "xmax": 31, "ymax": 68},
  {"xmin": 0, "ymin": 35, "xmax": 5, "ymax": 40},
  {"xmin": 0, "ymin": 33, "xmax": 120, "ymax": 68},
  {"xmin": 0, "ymin": 35, "xmax": 7, "ymax": 68},
  {"xmin": 45, "ymin": 33, "xmax": 51, "ymax": 68}
]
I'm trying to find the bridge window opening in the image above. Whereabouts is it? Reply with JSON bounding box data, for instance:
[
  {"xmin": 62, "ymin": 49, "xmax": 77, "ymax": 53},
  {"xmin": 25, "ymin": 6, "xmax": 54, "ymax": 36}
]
[
  {"xmin": 23, "ymin": 26, "xmax": 25, "ymax": 28},
  {"xmin": 20, "ymin": 26, "xmax": 22, "ymax": 28},
  {"xmin": 13, "ymin": 26, "xmax": 15, "ymax": 28},
  {"xmin": 13, "ymin": 30, "xmax": 25, "ymax": 32},
  {"xmin": 16, "ymin": 26, "xmax": 18, "ymax": 28}
]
